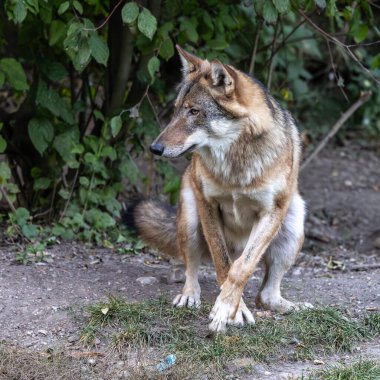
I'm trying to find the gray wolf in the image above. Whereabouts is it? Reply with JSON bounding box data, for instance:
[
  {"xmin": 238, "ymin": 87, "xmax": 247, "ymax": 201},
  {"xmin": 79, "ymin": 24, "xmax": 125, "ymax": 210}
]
[{"xmin": 125, "ymin": 46, "xmax": 312, "ymax": 332}]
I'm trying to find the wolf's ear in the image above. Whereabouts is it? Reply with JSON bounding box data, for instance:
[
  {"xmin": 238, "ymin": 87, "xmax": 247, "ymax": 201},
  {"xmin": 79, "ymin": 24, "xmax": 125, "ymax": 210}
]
[
  {"xmin": 210, "ymin": 61, "xmax": 237, "ymax": 97},
  {"xmin": 176, "ymin": 45, "xmax": 203, "ymax": 75}
]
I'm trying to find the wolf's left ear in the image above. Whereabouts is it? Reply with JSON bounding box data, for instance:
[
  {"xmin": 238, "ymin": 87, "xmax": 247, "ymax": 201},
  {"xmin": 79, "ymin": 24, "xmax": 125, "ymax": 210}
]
[
  {"xmin": 176, "ymin": 45, "xmax": 203, "ymax": 75},
  {"xmin": 210, "ymin": 61, "xmax": 237, "ymax": 97}
]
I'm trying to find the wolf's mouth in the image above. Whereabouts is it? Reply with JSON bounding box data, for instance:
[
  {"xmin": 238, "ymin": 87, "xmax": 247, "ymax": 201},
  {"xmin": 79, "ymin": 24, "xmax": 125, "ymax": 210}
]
[{"xmin": 176, "ymin": 144, "xmax": 198, "ymax": 157}]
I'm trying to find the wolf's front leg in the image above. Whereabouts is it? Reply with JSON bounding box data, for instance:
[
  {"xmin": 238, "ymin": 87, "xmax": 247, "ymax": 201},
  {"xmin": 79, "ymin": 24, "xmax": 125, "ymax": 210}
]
[
  {"xmin": 173, "ymin": 177, "xmax": 207, "ymax": 308},
  {"xmin": 209, "ymin": 212, "xmax": 284, "ymax": 332}
]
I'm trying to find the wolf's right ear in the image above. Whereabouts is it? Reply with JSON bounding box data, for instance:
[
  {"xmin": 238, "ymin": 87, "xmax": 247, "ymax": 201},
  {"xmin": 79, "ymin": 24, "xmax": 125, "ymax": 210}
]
[
  {"xmin": 210, "ymin": 61, "xmax": 237, "ymax": 97},
  {"xmin": 176, "ymin": 45, "xmax": 203, "ymax": 76}
]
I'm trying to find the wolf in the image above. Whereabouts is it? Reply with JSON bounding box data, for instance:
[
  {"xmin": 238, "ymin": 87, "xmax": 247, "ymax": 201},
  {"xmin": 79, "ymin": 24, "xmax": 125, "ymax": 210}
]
[{"xmin": 125, "ymin": 46, "xmax": 313, "ymax": 332}]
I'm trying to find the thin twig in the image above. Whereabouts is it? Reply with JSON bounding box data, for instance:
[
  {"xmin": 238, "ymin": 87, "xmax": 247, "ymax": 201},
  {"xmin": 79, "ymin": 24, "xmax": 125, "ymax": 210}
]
[
  {"xmin": 146, "ymin": 92, "xmax": 162, "ymax": 128},
  {"xmin": 83, "ymin": 0, "xmax": 124, "ymax": 31},
  {"xmin": 301, "ymin": 91, "xmax": 372, "ymax": 172},
  {"xmin": 0, "ymin": 187, "xmax": 16, "ymax": 213},
  {"xmin": 59, "ymin": 168, "xmax": 80, "ymax": 222},
  {"xmin": 249, "ymin": 22, "xmax": 262, "ymax": 76},
  {"xmin": 267, "ymin": 19, "xmax": 279, "ymax": 91},
  {"xmin": 265, "ymin": 19, "xmax": 307, "ymax": 65},
  {"xmin": 298, "ymin": 9, "xmax": 380, "ymax": 87},
  {"xmin": 326, "ymin": 40, "xmax": 349, "ymax": 102},
  {"xmin": 348, "ymin": 263, "xmax": 380, "ymax": 271}
]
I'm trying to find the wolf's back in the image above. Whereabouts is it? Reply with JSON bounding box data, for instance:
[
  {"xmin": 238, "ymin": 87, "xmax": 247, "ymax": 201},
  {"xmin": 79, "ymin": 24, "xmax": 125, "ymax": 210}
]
[{"xmin": 123, "ymin": 200, "xmax": 179, "ymax": 258}]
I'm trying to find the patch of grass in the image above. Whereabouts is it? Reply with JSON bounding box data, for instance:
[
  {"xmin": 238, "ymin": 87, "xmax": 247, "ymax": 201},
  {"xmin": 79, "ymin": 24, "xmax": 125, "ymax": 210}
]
[
  {"xmin": 310, "ymin": 359, "xmax": 380, "ymax": 380},
  {"xmin": 0, "ymin": 345, "xmax": 100, "ymax": 380},
  {"xmin": 84, "ymin": 296, "xmax": 380, "ymax": 376}
]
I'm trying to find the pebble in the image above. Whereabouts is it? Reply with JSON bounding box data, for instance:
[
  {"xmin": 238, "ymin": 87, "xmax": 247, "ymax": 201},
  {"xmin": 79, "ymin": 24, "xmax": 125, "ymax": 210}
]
[
  {"xmin": 373, "ymin": 237, "xmax": 380, "ymax": 249},
  {"xmin": 167, "ymin": 267, "xmax": 186, "ymax": 284},
  {"xmin": 67, "ymin": 334, "xmax": 79, "ymax": 343},
  {"xmin": 136, "ymin": 276, "xmax": 158, "ymax": 285},
  {"xmin": 38, "ymin": 329, "xmax": 48, "ymax": 336}
]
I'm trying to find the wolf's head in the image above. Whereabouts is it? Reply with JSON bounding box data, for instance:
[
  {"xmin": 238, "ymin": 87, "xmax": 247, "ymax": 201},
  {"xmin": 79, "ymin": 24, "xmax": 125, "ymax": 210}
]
[{"xmin": 150, "ymin": 46, "xmax": 272, "ymax": 158}]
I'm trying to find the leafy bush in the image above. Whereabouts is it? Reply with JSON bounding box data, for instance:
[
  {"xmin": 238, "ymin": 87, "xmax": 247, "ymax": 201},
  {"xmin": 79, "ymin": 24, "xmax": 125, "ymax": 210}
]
[{"xmin": 0, "ymin": 0, "xmax": 379, "ymax": 244}]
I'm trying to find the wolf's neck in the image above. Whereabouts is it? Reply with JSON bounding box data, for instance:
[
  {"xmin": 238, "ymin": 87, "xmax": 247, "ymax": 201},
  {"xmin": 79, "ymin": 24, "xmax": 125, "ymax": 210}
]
[{"xmin": 198, "ymin": 122, "xmax": 287, "ymax": 186}]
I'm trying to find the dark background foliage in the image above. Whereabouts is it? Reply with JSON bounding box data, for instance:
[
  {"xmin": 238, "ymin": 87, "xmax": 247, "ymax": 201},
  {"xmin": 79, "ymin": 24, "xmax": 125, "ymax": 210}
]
[{"xmin": 0, "ymin": 0, "xmax": 379, "ymax": 245}]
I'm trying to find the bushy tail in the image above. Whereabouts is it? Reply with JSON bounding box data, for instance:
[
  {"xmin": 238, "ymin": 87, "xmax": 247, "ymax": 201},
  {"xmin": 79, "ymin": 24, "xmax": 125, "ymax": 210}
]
[{"xmin": 122, "ymin": 199, "xmax": 179, "ymax": 258}]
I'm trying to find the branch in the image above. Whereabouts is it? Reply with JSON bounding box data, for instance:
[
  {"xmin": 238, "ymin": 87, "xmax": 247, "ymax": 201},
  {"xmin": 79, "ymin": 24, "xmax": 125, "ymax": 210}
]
[
  {"xmin": 248, "ymin": 22, "xmax": 262, "ymax": 76},
  {"xmin": 0, "ymin": 187, "xmax": 17, "ymax": 213},
  {"xmin": 298, "ymin": 8, "xmax": 380, "ymax": 87},
  {"xmin": 300, "ymin": 91, "xmax": 372, "ymax": 172},
  {"xmin": 267, "ymin": 19, "xmax": 279, "ymax": 91}
]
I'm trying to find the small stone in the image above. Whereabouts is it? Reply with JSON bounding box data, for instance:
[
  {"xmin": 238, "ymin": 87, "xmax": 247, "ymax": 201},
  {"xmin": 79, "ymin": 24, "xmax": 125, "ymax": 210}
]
[
  {"xmin": 87, "ymin": 358, "xmax": 96, "ymax": 366},
  {"xmin": 67, "ymin": 334, "xmax": 79, "ymax": 343},
  {"xmin": 38, "ymin": 329, "xmax": 48, "ymax": 336},
  {"xmin": 314, "ymin": 359, "xmax": 325, "ymax": 365},
  {"xmin": 344, "ymin": 180, "xmax": 353, "ymax": 187},
  {"xmin": 136, "ymin": 276, "xmax": 158, "ymax": 285},
  {"xmin": 167, "ymin": 267, "xmax": 186, "ymax": 284},
  {"xmin": 373, "ymin": 237, "xmax": 380, "ymax": 249}
]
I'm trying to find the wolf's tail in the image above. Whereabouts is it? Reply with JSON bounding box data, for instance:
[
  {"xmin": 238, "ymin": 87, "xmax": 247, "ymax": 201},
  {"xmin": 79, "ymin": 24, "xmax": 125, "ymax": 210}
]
[{"xmin": 122, "ymin": 199, "xmax": 179, "ymax": 258}]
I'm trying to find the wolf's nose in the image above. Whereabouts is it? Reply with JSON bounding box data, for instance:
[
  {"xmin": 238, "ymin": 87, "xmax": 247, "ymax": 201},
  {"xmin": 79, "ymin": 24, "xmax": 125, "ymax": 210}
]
[{"xmin": 150, "ymin": 142, "xmax": 165, "ymax": 156}]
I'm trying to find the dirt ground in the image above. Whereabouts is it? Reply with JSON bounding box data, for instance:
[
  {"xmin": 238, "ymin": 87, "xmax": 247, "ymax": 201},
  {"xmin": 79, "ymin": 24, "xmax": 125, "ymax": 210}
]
[{"xmin": 0, "ymin": 144, "xmax": 379, "ymax": 379}]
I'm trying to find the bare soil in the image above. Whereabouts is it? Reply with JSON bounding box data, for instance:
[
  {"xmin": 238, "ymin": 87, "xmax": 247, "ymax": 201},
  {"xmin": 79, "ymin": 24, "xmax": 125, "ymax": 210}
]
[{"xmin": 0, "ymin": 144, "xmax": 379, "ymax": 379}]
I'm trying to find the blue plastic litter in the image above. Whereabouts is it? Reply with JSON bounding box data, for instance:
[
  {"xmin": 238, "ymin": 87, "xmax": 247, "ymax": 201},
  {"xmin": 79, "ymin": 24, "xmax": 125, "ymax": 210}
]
[{"xmin": 156, "ymin": 354, "xmax": 177, "ymax": 372}]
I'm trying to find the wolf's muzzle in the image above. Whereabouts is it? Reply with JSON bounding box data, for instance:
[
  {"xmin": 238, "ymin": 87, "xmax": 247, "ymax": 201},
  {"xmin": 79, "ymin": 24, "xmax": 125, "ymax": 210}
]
[{"xmin": 150, "ymin": 142, "xmax": 165, "ymax": 156}]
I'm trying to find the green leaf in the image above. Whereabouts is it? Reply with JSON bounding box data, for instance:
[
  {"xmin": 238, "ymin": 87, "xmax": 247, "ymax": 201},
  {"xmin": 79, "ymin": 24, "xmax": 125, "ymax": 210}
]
[
  {"xmin": 180, "ymin": 19, "xmax": 198, "ymax": 42},
  {"xmin": 137, "ymin": 8, "xmax": 157, "ymax": 40},
  {"xmin": 326, "ymin": 0, "xmax": 337, "ymax": 17},
  {"xmin": 40, "ymin": 61, "xmax": 68, "ymax": 82},
  {"xmin": 121, "ymin": 2, "xmax": 139, "ymax": 24},
  {"xmin": 53, "ymin": 128, "xmax": 80, "ymax": 162},
  {"xmin": 0, "ymin": 162, "xmax": 11, "ymax": 185},
  {"xmin": 0, "ymin": 135, "xmax": 6, "ymax": 154},
  {"xmin": 58, "ymin": 1, "xmax": 69, "ymax": 15},
  {"xmin": 159, "ymin": 37, "xmax": 174, "ymax": 61},
  {"xmin": 353, "ymin": 24, "xmax": 368, "ymax": 43},
  {"xmin": 272, "ymin": 0, "xmax": 290, "ymax": 13},
  {"xmin": 22, "ymin": 224, "xmax": 38, "ymax": 239},
  {"xmin": 0, "ymin": 71, "xmax": 5, "ymax": 87},
  {"xmin": 89, "ymin": 33, "xmax": 109, "ymax": 66},
  {"xmin": 78, "ymin": 40, "xmax": 92, "ymax": 66},
  {"xmin": 49, "ymin": 20, "xmax": 66, "ymax": 46},
  {"xmin": 147, "ymin": 56, "xmax": 160, "ymax": 81},
  {"xmin": 370, "ymin": 53, "xmax": 380, "ymax": 70},
  {"xmin": 28, "ymin": 118, "xmax": 54, "ymax": 156},
  {"xmin": 0, "ymin": 58, "xmax": 28, "ymax": 91},
  {"xmin": 79, "ymin": 176, "xmax": 90, "ymax": 187},
  {"xmin": 110, "ymin": 115, "xmax": 122, "ymax": 137},
  {"xmin": 263, "ymin": 1, "xmax": 278, "ymax": 23},
  {"xmin": 15, "ymin": 207, "xmax": 30, "ymax": 225},
  {"xmin": 73, "ymin": 0, "xmax": 83, "ymax": 14},
  {"xmin": 315, "ymin": 0, "xmax": 326, "ymax": 8},
  {"xmin": 36, "ymin": 80, "xmax": 75, "ymax": 124},
  {"xmin": 33, "ymin": 177, "xmax": 51, "ymax": 190},
  {"xmin": 14, "ymin": 0, "xmax": 27, "ymax": 23}
]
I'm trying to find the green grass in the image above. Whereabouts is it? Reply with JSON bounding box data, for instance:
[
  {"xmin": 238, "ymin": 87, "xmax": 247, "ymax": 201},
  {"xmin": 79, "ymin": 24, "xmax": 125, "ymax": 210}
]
[
  {"xmin": 83, "ymin": 296, "xmax": 380, "ymax": 376},
  {"xmin": 310, "ymin": 359, "xmax": 380, "ymax": 380}
]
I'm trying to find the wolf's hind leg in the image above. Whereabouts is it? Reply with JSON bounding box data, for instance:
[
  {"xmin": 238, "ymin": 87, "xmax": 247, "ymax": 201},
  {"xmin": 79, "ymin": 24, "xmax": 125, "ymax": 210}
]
[
  {"xmin": 256, "ymin": 194, "xmax": 313, "ymax": 313},
  {"xmin": 173, "ymin": 181, "xmax": 208, "ymax": 308}
]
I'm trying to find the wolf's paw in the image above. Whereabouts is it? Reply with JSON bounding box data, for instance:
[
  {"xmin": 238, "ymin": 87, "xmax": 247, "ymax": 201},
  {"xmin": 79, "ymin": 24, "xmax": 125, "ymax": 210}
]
[
  {"xmin": 209, "ymin": 298, "xmax": 255, "ymax": 332},
  {"xmin": 256, "ymin": 294, "xmax": 314, "ymax": 314},
  {"xmin": 173, "ymin": 292, "xmax": 201, "ymax": 308}
]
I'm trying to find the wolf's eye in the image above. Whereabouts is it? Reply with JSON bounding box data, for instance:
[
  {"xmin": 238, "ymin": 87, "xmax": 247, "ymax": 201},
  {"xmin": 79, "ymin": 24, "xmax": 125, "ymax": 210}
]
[{"xmin": 190, "ymin": 108, "xmax": 199, "ymax": 116}]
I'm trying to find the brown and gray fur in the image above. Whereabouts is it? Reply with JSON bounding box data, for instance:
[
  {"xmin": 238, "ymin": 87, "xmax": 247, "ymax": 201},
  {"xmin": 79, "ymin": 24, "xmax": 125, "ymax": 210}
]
[{"xmin": 125, "ymin": 46, "xmax": 312, "ymax": 332}]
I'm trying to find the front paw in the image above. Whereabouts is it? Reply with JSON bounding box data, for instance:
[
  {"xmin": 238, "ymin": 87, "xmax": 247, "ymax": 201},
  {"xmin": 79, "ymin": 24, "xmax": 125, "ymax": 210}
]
[
  {"xmin": 173, "ymin": 290, "xmax": 201, "ymax": 308},
  {"xmin": 209, "ymin": 298, "xmax": 255, "ymax": 332}
]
